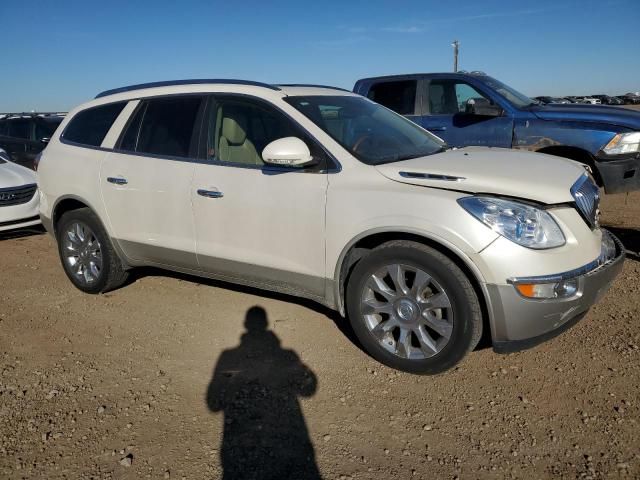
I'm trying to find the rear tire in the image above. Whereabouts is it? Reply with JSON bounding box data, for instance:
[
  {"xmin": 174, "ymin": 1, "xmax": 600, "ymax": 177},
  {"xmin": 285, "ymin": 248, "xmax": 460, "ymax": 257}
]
[
  {"xmin": 346, "ymin": 241, "xmax": 482, "ymax": 374},
  {"xmin": 56, "ymin": 208, "xmax": 128, "ymax": 293}
]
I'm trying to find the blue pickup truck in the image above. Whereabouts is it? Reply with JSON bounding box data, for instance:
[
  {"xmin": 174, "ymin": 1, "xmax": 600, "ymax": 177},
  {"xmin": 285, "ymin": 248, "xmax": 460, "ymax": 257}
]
[{"xmin": 353, "ymin": 73, "xmax": 640, "ymax": 193}]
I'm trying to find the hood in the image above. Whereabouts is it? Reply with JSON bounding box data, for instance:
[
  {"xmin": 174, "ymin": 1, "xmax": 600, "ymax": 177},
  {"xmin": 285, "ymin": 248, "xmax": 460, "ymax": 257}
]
[
  {"xmin": 0, "ymin": 160, "xmax": 37, "ymax": 189},
  {"xmin": 375, "ymin": 147, "xmax": 585, "ymax": 204},
  {"xmin": 530, "ymin": 104, "xmax": 640, "ymax": 130}
]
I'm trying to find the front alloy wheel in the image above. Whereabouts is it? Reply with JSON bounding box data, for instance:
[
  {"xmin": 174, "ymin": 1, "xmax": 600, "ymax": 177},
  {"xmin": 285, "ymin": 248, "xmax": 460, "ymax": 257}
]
[
  {"xmin": 361, "ymin": 263, "xmax": 454, "ymax": 360},
  {"xmin": 346, "ymin": 241, "xmax": 482, "ymax": 374}
]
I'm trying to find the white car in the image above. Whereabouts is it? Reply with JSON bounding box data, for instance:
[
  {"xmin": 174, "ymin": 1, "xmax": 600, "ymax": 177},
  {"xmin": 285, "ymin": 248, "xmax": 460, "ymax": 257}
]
[
  {"xmin": 0, "ymin": 148, "xmax": 40, "ymax": 232},
  {"xmin": 580, "ymin": 97, "xmax": 602, "ymax": 105},
  {"xmin": 37, "ymin": 80, "xmax": 624, "ymax": 374}
]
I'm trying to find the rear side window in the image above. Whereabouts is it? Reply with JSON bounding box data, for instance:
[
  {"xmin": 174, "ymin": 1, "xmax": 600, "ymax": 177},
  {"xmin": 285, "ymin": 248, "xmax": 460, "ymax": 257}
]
[
  {"xmin": 367, "ymin": 80, "xmax": 417, "ymax": 115},
  {"xmin": 121, "ymin": 96, "xmax": 203, "ymax": 158},
  {"xmin": 0, "ymin": 120, "xmax": 7, "ymax": 136},
  {"xmin": 63, "ymin": 102, "xmax": 126, "ymax": 147}
]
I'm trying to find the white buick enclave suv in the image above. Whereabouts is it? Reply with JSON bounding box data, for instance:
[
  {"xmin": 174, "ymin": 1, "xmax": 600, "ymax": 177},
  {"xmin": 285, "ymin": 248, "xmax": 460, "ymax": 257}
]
[{"xmin": 37, "ymin": 80, "xmax": 624, "ymax": 373}]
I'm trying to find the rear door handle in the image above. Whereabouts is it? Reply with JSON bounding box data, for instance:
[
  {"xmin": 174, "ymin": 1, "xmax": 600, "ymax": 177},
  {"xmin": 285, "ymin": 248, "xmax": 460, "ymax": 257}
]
[
  {"xmin": 197, "ymin": 189, "xmax": 224, "ymax": 199},
  {"xmin": 107, "ymin": 176, "xmax": 128, "ymax": 185}
]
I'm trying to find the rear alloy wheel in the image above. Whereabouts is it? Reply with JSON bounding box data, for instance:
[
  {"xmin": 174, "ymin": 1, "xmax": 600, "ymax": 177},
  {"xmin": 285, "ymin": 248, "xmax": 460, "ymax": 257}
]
[
  {"xmin": 346, "ymin": 241, "xmax": 482, "ymax": 374},
  {"xmin": 56, "ymin": 208, "xmax": 129, "ymax": 294},
  {"xmin": 62, "ymin": 221, "xmax": 103, "ymax": 286}
]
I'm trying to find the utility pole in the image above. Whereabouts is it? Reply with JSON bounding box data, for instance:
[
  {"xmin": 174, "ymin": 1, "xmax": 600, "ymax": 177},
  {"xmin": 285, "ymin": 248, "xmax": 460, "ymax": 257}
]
[{"xmin": 451, "ymin": 40, "xmax": 459, "ymax": 72}]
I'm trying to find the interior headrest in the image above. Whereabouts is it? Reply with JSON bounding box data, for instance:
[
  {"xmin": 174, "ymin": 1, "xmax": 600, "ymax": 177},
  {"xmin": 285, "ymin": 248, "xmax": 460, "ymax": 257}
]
[{"xmin": 222, "ymin": 114, "xmax": 248, "ymax": 144}]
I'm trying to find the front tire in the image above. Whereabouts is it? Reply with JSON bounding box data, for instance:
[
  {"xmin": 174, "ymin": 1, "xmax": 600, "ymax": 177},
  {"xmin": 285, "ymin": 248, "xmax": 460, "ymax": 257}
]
[
  {"xmin": 56, "ymin": 208, "xmax": 128, "ymax": 293},
  {"xmin": 346, "ymin": 241, "xmax": 482, "ymax": 374}
]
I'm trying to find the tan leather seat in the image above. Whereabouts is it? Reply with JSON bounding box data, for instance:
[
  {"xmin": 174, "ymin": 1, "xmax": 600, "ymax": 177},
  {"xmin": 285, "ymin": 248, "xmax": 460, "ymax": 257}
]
[{"xmin": 217, "ymin": 112, "xmax": 262, "ymax": 165}]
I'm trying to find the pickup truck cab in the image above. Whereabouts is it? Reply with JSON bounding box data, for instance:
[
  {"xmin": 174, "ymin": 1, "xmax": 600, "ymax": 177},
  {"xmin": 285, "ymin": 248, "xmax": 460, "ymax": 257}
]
[{"xmin": 354, "ymin": 73, "xmax": 640, "ymax": 193}]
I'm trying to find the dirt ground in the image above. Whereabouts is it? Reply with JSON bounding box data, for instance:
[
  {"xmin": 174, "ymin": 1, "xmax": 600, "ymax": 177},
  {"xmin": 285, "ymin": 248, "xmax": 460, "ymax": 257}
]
[{"xmin": 1, "ymin": 192, "xmax": 639, "ymax": 479}]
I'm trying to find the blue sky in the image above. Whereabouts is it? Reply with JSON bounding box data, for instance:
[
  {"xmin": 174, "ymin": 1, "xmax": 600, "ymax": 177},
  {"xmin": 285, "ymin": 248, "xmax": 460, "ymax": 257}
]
[{"xmin": 1, "ymin": 0, "xmax": 638, "ymax": 111}]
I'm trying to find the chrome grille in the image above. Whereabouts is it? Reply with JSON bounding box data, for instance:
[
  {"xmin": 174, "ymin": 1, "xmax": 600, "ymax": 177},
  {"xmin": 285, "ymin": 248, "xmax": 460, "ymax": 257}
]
[
  {"xmin": 570, "ymin": 174, "xmax": 600, "ymax": 228},
  {"xmin": 0, "ymin": 184, "xmax": 37, "ymax": 207}
]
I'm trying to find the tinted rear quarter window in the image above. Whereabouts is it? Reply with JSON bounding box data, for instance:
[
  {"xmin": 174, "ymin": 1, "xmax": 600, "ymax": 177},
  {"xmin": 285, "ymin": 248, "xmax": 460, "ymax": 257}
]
[
  {"xmin": 121, "ymin": 96, "xmax": 203, "ymax": 158},
  {"xmin": 63, "ymin": 102, "xmax": 126, "ymax": 147},
  {"xmin": 367, "ymin": 80, "xmax": 417, "ymax": 115}
]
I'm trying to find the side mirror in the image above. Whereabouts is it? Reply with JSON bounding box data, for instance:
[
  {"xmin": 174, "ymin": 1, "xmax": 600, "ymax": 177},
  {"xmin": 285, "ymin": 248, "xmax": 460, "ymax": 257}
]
[
  {"xmin": 465, "ymin": 98, "xmax": 502, "ymax": 116},
  {"xmin": 262, "ymin": 137, "xmax": 314, "ymax": 167},
  {"xmin": 40, "ymin": 137, "xmax": 50, "ymax": 144}
]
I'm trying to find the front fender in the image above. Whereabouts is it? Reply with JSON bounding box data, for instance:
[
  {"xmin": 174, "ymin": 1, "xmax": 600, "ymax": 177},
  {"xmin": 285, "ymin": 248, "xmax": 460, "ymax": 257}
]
[{"xmin": 512, "ymin": 118, "xmax": 621, "ymax": 153}]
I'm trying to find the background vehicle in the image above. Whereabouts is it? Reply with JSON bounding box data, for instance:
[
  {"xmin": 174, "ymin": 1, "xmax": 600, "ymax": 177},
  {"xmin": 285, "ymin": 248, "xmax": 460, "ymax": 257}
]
[
  {"xmin": 618, "ymin": 94, "xmax": 640, "ymax": 105},
  {"xmin": 0, "ymin": 113, "xmax": 65, "ymax": 169},
  {"xmin": 0, "ymin": 147, "xmax": 40, "ymax": 231},
  {"xmin": 354, "ymin": 73, "xmax": 640, "ymax": 193},
  {"xmin": 38, "ymin": 80, "xmax": 623, "ymax": 374},
  {"xmin": 534, "ymin": 96, "xmax": 571, "ymax": 104},
  {"xmin": 580, "ymin": 97, "xmax": 602, "ymax": 105},
  {"xmin": 592, "ymin": 95, "xmax": 623, "ymax": 105}
]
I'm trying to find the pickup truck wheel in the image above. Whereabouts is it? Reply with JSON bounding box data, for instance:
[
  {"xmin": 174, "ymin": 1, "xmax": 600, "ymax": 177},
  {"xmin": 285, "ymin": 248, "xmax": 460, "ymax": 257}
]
[
  {"xmin": 56, "ymin": 208, "xmax": 128, "ymax": 294},
  {"xmin": 346, "ymin": 241, "xmax": 482, "ymax": 374}
]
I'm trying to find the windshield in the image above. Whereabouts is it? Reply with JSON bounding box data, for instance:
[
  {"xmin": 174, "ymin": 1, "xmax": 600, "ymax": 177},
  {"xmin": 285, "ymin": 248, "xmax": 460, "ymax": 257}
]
[
  {"xmin": 481, "ymin": 77, "xmax": 535, "ymax": 108},
  {"xmin": 284, "ymin": 95, "xmax": 445, "ymax": 165}
]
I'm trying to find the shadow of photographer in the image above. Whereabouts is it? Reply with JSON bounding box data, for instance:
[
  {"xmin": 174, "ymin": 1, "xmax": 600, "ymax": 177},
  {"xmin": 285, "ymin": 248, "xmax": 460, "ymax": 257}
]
[{"xmin": 206, "ymin": 306, "xmax": 321, "ymax": 479}]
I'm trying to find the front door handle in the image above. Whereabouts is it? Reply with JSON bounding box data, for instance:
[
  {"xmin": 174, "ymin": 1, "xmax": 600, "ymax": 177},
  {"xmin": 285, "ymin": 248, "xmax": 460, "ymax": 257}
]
[
  {"xmin": 197, "ymin": 189, "xmax": 224, "ymax": 199},
  {"xmin": 428, "ymin": 126, "xmax": 447, "ymax": 132},
  {"xmin": 107, "ymin": 176, "xmax": 128, "ymax": 185}
]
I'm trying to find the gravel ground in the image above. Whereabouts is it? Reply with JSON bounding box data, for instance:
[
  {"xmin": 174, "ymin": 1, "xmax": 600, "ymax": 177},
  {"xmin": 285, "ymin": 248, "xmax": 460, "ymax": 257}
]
[{"xmin": 1, "ymin": 191, "xmax": 639, "ymax": 479}]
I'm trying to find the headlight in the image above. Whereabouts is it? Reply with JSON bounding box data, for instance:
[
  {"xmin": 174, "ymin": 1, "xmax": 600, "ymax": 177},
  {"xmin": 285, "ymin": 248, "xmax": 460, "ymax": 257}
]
[
  {"xmin": 458, "ymin": 196, "xmax": 565, "ymax": 249},
  {"xmin": 602, "ymin": 132, "xmax": 640, "ymax": 155}
]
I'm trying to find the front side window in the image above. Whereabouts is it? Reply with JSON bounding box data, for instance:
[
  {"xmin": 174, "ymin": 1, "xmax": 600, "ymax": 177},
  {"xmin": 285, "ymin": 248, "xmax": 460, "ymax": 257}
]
[
  {"xmin": 285, "ymin": 95, "xmax": 445, "ymax": 165},
  {"xmin": 205, "ymin": 96, "xmax": 320, "ymax": 167},
  {"xmin": 428, "ymin": 80, "xmax": 491, "ymax": 115},
  {"xmin": 8, "ymin": 119, "xmax": 32, "ymax": 139},
  {"xmin": 367, "ymin": 80, "xmax": 417, "ymax": 115},
  {"xmin": 480, "ymin": 77, "xmax": 534, "ymax": 108},
  {"xmin": 119, "ymin": 96, "xmax": 203, "ymax": 158},
  {"xmin": 63, "ymin": 102, "xmax": 126, "ymax": 147}
]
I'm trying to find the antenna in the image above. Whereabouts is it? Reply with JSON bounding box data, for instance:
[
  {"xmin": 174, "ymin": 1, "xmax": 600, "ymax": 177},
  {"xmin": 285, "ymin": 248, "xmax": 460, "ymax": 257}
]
[{"xmin": 451, "ymin": 40, "xmax": 460, "ymax": 73}]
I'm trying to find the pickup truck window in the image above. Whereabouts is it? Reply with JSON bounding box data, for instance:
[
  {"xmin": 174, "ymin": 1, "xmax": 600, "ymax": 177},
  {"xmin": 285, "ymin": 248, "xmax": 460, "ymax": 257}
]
[
  {"xmin": 481, "ymin": 77, "xmax": 534, "ymax": 108},
  {"xmin": 8, "ymin": 119, "xmax": 31, "ymax": 140},
  {"xmin": 428, "ymin": 80, "xmax": 490, "ymax": 114},
  {"xmin": 366, "ymin": 80, "xmax": 417, "ymax": 115},
  {"xmin": 285, "ymin": 95, "xmax": 444, "ymax": 165}
]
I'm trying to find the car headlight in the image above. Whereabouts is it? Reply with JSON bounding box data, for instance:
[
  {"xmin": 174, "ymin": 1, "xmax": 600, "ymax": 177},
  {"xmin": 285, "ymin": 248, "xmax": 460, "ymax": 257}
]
[
  {"xmin": 602, "ymin": 132, "xmax": 640, "ymax": 155},
  {"xmin": 458, "ymin": 196, "xmax": 565, "ymax": 249}
]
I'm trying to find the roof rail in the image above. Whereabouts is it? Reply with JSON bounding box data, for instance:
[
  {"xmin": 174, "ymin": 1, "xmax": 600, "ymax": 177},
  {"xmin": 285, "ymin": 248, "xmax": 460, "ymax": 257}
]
[
  {"xmin": 276, "ymin": 84, "xmax": 351, "ymax": 93},
  {"xmin": 95, "ymin": 79, "xmax": 281, "ymax": 99},
  {"xmin": 0, "ymin": 112, "xmax": 66, "ymax": 118}
]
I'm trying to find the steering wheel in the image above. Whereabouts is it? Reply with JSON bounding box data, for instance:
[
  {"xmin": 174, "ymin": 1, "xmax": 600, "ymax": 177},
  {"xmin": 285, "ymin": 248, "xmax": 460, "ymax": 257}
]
[{"xmin": 352, "ymin": 134, "xmax": 373, "ymax": 153}]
